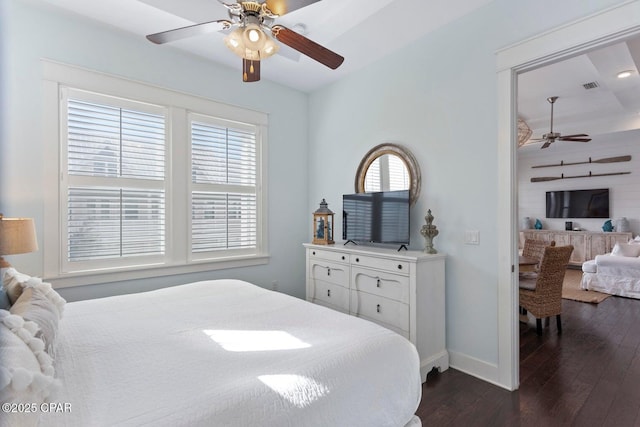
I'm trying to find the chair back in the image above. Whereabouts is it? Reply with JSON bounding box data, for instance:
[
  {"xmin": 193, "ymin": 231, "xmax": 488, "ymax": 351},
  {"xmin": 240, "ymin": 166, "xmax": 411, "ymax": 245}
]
[
  {"xmin": 534, "ymin": 245, "xmax": 574, "ymax": 299},
  {"xmin": 522, "ymin": 239, "xmax": 556, "ymax": 266}
]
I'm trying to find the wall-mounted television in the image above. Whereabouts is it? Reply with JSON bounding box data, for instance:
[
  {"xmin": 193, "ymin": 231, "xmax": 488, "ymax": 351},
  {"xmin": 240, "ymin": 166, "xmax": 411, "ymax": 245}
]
[
  {"xmin": 545, "ymin": 188, "xmax": 610, "ymax": 218},
  {"xmin": 342, "ymin": 190, "xmax": 410, "ymax": 248}
]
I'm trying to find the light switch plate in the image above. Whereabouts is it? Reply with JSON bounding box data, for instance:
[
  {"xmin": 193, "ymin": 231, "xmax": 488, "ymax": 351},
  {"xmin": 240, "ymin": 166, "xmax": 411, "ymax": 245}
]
[{"xmin": 465, "ymin": 230, "xmax": 480, "ymax": 245}]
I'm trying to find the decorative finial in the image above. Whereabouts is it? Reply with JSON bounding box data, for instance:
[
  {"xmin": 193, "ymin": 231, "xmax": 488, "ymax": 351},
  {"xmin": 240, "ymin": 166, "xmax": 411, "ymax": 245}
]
[{"xmin": 420, "ymin": 209, "xmax": 439, "ymax": 254}]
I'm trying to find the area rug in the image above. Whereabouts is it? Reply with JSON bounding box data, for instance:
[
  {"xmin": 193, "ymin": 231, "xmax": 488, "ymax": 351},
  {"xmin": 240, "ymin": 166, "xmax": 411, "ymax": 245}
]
[{"xmin": 562, "ymin": 268, "xmax": 610, "ymax": 304}]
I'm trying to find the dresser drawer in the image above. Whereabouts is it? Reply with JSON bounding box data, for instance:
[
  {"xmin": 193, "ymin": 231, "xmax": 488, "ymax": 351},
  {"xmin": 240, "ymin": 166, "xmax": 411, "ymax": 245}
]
[
  {"xmin": 308, "ymin": 248, "xmax": 349, "ymax": 263},
  {"xmin": 309, "ymin": 259, "xmax": 349, "ymax": 287},
  {"xmin": 309, "ymin": 280, "xmax": 350, "ymax": 312},
  {"xmin": 351, "ymin": 267, "xmax": 409, "ymax": 303},
  {"xmin": 350, "ymin": 290, "xmax": 409, "ymax": 332},
  {"xmin": 350, "ymin": 254, "xmax": 409, "ymax": 275}
]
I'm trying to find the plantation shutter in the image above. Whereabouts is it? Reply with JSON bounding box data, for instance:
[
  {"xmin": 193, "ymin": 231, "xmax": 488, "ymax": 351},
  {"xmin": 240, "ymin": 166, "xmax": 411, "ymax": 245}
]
[
  {"xmin": 65, "ymin": 95, "xmax": 166, "ymax": 263},
  {"xmin": 363, "ymin": 155, "xmax": 408, "ymax": 192},
  {"xmin": 388, "ymin": 155, "xmax": 409, "ymax": 191},
  {"xmin": 191, "ymin": 118, "xmax": 257, "ymax": 253}
]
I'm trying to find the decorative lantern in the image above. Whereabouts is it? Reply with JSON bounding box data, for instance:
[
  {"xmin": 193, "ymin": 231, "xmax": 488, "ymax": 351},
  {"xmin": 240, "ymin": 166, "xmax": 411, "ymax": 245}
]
[{"xmin": 312, "ymin": 199, "xmax": 334, "ymax": 245}]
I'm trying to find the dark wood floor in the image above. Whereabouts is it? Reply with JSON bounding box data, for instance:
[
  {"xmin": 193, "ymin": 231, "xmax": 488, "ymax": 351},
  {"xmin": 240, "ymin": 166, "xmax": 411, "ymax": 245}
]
[{"xmin": 416, "ymin": 293, "xmax": 640, "ymax": 426}]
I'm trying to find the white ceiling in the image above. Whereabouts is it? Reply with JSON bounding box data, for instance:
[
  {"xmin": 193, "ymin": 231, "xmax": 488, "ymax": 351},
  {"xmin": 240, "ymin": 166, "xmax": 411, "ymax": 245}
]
[
  {"xmin": 518, "ymin": 36, "xmax": 640, "ymax": 150},
  {"xmin": 34, "ymin": 0, "xmax": 640, "ymax": 148},
  {"xmin": 38, "ymin": 0, "xmax": 494, "ymax": 92}
]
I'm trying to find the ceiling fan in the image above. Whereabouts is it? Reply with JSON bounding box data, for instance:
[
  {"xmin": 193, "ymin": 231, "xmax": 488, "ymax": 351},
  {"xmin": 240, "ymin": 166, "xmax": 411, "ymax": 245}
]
[
  {"xmin": 146, "ymin": 0, "xmax": 344, "ymax": 82},
  {"xmin": 529, "ymin": 96, "xmax": 592, "ymax": 149}
]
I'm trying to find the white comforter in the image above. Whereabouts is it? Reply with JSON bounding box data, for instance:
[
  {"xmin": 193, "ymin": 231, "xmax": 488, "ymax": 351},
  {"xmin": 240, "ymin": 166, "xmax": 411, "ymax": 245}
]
[{"xmin": 41, "ymin": 280, "xmax": 421, "ymax": 427}]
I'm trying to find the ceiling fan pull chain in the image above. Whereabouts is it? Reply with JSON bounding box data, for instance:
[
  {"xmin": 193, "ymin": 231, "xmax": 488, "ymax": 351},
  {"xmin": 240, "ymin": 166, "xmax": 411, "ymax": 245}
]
[{"xmin": 549, "ymin": 98, "xmax": 554, "ymax": 133}]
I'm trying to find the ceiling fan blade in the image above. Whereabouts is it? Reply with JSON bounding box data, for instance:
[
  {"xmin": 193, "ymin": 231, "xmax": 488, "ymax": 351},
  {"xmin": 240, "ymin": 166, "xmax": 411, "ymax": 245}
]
[
  {"xmin": 540, "ymin": 141, "xmax": 552, "ymax": 149},
  {"xmin": 271, "ymin": 25, "xmax": 344, "ymax": 69},
  {"xmin": 147, "ymin": 20, "xmax": 232, "ymax": 44},
  {"xmin": 265, "ymin": 0, "xmax": 320, "ymax": 16},
  {"xmin": 559, "ymin": 137, "xmax": 591, "ymax": 142},
  {"xmin": 559, "ymin": 134, "xmax": 589, "ymax": 138},
  {"xmin": 243, "ymin": 58, "xmax": 261, "ymax": 82}
]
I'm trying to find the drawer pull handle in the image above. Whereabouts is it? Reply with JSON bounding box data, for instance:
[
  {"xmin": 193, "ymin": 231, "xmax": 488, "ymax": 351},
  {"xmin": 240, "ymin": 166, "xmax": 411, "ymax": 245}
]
[
  {"xmin": 327, "ymin": 289, "xmax": 331, "ymax": 297},
  {"xmin": 397, "ymin": 264, "xmax": 402, "ymax": 270},
  {"xmin": 312, "ymin": 251, "xmax": 316, "ymax": 255},
  {"xmin": 327, "ymin": 268, "xmax": 331, "ymax": 276},
  {"xmin": 376, "ymin": 278, "xmax": 381, "ymax": 288},
  {"xmin": 376, "ymin": 304, "xmax": 381, "ymax": 313},
  {"xmin": 341, "ymin": 255, "xmax": 345, "ymax": 260},
  {"xmin": 355, "ymin": 258, "xmax": 360, "ymax": 262}
]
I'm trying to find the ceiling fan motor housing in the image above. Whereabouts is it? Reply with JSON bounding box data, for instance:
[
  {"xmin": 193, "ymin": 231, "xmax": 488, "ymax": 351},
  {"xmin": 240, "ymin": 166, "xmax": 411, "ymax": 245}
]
[{"xmin": 241, "ymin": 2, "xmax": 262, "ymax": 14}]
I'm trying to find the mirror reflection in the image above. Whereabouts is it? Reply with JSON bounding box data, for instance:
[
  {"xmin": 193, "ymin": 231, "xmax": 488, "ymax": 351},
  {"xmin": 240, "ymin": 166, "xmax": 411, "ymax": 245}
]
[
  {"xmin": 355, "ymin": 143, "xmax": 421, "ymax": 206},
  {"xmin": 363, "ymin": 154, "xmax": 410, "ymax": 192}
]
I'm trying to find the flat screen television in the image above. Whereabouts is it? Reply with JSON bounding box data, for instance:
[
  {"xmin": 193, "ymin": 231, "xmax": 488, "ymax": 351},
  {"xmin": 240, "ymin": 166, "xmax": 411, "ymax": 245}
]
[
  {"xmin": 342, "ymin": 190, "xmax": 410, "ymax": 248},
  {"xmin": 545, "ymin": 188, "xmax": 610, "ymax": 218}
]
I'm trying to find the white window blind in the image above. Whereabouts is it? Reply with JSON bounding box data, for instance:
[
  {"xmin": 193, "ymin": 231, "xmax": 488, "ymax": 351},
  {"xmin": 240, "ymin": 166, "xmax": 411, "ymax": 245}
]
[
  {"xmin": 388, "ymin": 155, "xmax": 409, "ymax": 191},
  {"xmin": 191, "ymin": 118, "xmax": 258, "ymax": 254},
  {"xmin": 64, "ymin": 93, "xmax": 166, "ymax": 266}
]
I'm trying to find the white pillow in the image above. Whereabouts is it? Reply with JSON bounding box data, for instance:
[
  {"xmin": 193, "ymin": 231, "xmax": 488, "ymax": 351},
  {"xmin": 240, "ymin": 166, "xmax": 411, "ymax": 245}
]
[
  {"xmin": 10, "ymin": 287, "xmax": 62, "ymax": 358},
  {"xmin": 0, "ymin": 311, "xmax": 58, "ymax": 427},
  {"xmin": 2, "ymin": 269, "xmax": 65, "ymax": 315},
  {"xmin": 3, "ymin": 268, "xmax": 32, "ymax": 305},
  {"xmin": 611, "ymin": 242, "xmax": 640, "ymax": 257},
  {"xmin": 629, "ymin": 235, "xmax": 640, "ymax": 244}
]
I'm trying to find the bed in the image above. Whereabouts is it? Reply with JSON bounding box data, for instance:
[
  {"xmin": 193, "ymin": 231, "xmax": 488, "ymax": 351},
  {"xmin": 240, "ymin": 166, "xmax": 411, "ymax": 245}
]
[{"xmin": 1, "ymin": 270, "xmax": 422, "ymax": 427}]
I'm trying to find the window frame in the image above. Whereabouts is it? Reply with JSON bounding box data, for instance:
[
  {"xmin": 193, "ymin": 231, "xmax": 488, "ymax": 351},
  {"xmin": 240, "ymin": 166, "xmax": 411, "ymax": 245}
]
[{"xmin": 42, "ymin": 61, "xmax": 269, "ymax": 288}]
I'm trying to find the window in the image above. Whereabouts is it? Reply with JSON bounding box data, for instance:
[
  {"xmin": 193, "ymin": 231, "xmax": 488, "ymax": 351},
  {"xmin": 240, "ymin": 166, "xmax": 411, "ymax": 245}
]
[
  {"xmin": 63, "ymin": 93, "xmax": 167, "ymax": 271},
  {"xmin": 44, "ymin": 63, "xmax": 268, "ymax": 285},
  {"xmin": 190, "ymin": 115, "xmax": 258, "ymax": 257}
]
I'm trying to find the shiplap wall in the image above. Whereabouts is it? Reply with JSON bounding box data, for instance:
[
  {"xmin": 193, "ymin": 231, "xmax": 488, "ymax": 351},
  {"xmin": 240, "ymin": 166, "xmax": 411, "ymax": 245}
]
[{"xmin": 518, "ymin": 129, "xmax": 640, "ymax": 236}]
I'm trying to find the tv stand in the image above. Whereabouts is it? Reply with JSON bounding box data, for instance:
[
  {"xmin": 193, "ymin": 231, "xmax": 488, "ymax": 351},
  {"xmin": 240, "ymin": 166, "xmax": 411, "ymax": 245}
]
[
  {"xmin": 521, "ymin": 229, "xmax": 632, "ymax": 266},
  {"xmin": 397, "ymin": 244, "xmax": 408, "ymax": 251}
]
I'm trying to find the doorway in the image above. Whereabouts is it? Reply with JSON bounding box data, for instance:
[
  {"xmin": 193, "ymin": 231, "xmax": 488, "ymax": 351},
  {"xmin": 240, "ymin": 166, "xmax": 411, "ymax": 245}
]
[{"xmin": 496, "ymin": 2, "xmax": 640, "ymax": 391}]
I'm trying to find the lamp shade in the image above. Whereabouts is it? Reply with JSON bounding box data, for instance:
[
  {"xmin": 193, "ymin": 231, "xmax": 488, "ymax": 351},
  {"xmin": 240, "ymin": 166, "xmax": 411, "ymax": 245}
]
[{"xmin": 0, "ymin": 216, "xmax": 38, "ymax": 256}]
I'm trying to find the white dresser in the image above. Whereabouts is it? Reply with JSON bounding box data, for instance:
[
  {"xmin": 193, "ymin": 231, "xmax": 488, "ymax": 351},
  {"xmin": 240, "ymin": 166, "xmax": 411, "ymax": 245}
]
[{"xmin": 304, "ymin": 243, "xmax": 448, "ymax": 381}]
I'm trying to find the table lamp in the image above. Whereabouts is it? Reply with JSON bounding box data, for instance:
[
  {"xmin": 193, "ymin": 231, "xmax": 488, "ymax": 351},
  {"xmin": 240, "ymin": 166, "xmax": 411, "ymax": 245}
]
[{"xmin": 0, "ymin": 214, "xmax": 38, "ymax": 268}]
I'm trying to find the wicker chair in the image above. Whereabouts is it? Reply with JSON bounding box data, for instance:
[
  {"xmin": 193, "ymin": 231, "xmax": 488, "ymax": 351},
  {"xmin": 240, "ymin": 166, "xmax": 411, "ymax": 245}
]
[
  {"xmin": 521, "ymin": 238, "xmax": 556, "ymax": 272},
  {"xmin": 519, "ymin": 245, "xmax": 573, "ymax": 335},
  {"xmin": 520, "ymin": 239, "xmax": 556, "ymax": 279}
]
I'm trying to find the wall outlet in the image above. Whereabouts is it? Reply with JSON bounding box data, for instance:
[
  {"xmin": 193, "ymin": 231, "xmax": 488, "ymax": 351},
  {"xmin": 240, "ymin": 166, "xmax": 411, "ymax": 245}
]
[
  {"xmin": 271, "ymin": 280, "xmax": 278, "ymax": 291},
  {"xmin": 465, "ymin": 230, "xmax": 480, "ymax": 245}
]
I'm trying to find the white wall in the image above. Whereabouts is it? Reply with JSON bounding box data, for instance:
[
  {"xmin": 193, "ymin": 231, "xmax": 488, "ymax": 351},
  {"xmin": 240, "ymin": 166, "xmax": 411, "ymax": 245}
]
[
  {"xmin": 519, "ymin": 129, "xmax": 640, "ymax": 235},
  {"xmin": 0, "ymin": 0, "xmax": 310, "ymax": 300},
  {"xmin": 307, "ymin": 0, "xmax": 628, "ymax": 385}
]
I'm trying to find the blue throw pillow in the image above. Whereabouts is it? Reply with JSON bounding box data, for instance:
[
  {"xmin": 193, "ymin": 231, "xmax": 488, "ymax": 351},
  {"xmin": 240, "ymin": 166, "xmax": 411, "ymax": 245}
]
[{"xmin": 0, "ymin": 286, "xmax": 10, "ymax": 310}]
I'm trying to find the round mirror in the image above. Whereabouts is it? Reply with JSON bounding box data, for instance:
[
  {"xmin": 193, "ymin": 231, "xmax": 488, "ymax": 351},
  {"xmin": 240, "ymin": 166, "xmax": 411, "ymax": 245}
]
[{"xmin": 355, "ymin": 143, "xmax": 421, "ymax": 205}]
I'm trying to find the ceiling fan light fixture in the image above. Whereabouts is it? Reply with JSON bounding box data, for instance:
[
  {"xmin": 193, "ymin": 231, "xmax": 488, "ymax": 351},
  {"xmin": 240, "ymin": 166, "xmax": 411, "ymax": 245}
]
[
  {"xmin": 242, "ymin": 24, "xmax": 266, "ymax": 50},
  {"xmin": 224, "ymin": 25, "xmax": 279, "ymax": 61}
]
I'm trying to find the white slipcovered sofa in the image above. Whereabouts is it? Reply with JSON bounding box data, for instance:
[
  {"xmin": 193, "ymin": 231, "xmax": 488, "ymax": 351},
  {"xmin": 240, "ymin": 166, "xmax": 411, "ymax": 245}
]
[{"xmin": 581, "ymin": 238, "xmax": 640, "ymax": 299}]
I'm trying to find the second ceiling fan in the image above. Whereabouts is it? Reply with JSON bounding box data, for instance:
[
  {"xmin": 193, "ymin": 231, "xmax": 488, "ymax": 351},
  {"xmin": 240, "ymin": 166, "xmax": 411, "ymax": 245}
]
[
  {"xmin": 146, "ymin": 0, "xmax": 344, "ymax": 82},
  {"xmin": 530, "ymin": 96, "xmax": 592, "ymax": 149}
]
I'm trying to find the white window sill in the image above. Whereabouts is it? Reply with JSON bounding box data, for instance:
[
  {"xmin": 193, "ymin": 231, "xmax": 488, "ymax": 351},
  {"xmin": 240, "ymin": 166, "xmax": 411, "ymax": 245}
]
[{"xmin": 46, "ymin": 254, "xmax": 270, "ymax": 289}]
